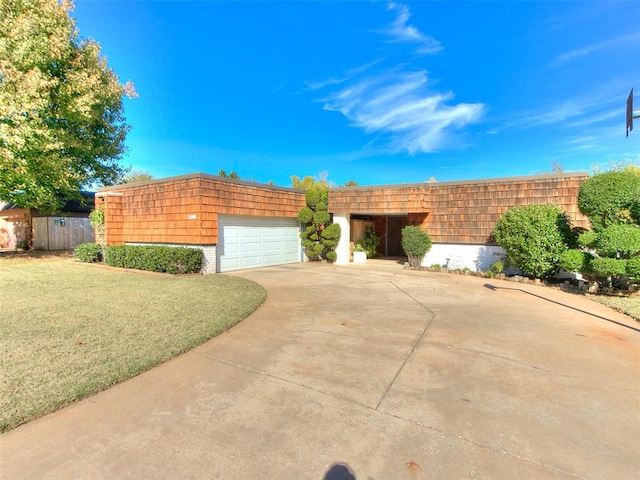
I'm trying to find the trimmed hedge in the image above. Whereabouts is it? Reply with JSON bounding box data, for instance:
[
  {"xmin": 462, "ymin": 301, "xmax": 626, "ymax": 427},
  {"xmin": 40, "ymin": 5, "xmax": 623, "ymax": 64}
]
[
  {"xmin": 590, "ymin": 257, "xmax": 627, "ymax": 278},
  {"xmin": 626, "ymin": 256, "xmax": 640, "ymax": 279},
  {"xmin": 595, "ymin": 224, "xmax": 640, "ymax": 259},
  {"xmin": 104, "ymin": 245, "xmax": 203, "ymax": 274},
  {"xmin": 74, "ymin": 242, "xmax": 102, "ymax": 263}
]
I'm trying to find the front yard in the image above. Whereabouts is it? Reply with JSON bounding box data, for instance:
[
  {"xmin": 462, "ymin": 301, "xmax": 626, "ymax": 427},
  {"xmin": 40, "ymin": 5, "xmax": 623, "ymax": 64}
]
[
  {"xmin": 588, "ymin": 294, "xmax": 640, "ymax": 321},
  {"xmin": 0, "ymin": 255, "xmax": 265, "ymax": 432}
]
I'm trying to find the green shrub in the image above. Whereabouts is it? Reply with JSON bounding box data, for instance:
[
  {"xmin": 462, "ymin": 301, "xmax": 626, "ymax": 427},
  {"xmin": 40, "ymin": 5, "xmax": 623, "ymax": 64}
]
[
  {"xmin": 493, "ymin": 204, "xmax": 573, "ymax": 279},
  {"xmin": 325, "ymin": 250, "xmax": 337, "ymax": 263},
  {"xmin": 591, "ymin": 257, "xmax": 627, "ymax": 277},
  {"xmin": 401, "ymin": 226, "xmax": 432, "ymax": 268},
  {"xmin": 355, "ymin": 227, "xmax": 380, "ymax": 258},
  {"xmin": 296, "ymin": 207, "xmax": 313, "ymax": 223},
  {"xmin": 558, "ymin": 249, "xmax": 592, "ymax": 273},
  {"xmin": 595, "ymin": 224, "xmax": 640, "ymax": 258},
  {"xmin": 489, "ymin": 261, "xmax": 504, "ymax": 274},
  {"xmin": 626, "ymin": 256, "xmax": 640, "ymax": 279},
  {"xmin": 578, "ymin": 170, "xmax": 640, "ymax": 231},
  {"xmin": 577, "ymin": 231, "xmax": 598, "ymax": 249},
  {"xmin": 104, "ymin": 245, "xmax": 203, "ymax": 274},
  {"xmin": 74, "ymin": 242, "xmax": 102, "ymax": 263}
]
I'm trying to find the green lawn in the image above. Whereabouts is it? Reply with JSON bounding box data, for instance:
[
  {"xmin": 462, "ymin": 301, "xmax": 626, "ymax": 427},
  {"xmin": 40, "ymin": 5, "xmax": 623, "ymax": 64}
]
[
  {"xmin": 0, "ymin": 255, "xmax": 265, "ymax": 432},
  {"xmin": 587, "ymin": 294, "xmax": 640, "ymax": 321}
]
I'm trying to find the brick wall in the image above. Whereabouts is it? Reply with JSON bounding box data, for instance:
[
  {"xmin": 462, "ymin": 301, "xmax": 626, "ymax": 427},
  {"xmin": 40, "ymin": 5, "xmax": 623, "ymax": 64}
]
[{"xmin": 97, "ymin": 174, "xmax": 306, "ymax": 246}]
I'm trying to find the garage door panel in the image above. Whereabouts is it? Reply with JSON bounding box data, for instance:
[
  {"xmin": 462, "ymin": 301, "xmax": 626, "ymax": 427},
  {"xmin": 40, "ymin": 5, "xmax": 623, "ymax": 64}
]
[
  {"xmin": 263, "ymin": 229, "xmax": 282, "ymax": 238},
  {"xmin": 218, "ymin": 215, "xmax": 301, "ymax": 272},
  {"xmin": 241, "ymin": 242, "xmax": 262, "ymax": 253},
  {"xmin": 241, "ymin": 256, "xmax": 262, "ymax": 268},
  {"xmin": 241, "ymin": 229, "xmax": 262, "ymax": 239},
  {"xmin": 263, "ymin": 240, "xmax": 283, "ymax": 252}
]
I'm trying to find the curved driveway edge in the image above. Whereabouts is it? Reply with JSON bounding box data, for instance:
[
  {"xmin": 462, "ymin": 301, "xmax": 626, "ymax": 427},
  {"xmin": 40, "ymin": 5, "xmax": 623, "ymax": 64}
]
[{"xmin": 1, "ymin": 263, "xmax": 639, "ymax": 479}]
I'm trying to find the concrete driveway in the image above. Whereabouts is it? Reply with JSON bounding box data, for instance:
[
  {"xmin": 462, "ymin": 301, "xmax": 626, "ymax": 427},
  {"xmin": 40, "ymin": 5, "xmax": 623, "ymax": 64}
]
[{"xmin": 1, "ymin": 263, "xmax": 639, "ymax": 479}]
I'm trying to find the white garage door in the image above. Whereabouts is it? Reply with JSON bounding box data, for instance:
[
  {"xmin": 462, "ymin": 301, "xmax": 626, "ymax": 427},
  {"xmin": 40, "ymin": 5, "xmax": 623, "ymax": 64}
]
[{"xmin": 218, "ymin": 215, "xmax": 301, "ymax": 272}]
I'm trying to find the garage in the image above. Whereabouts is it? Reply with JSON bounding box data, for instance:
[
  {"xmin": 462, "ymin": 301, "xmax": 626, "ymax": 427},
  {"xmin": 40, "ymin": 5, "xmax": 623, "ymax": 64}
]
[{"xmin": 217, "ymin": 215, "xmax": 301, "ymax": 272}]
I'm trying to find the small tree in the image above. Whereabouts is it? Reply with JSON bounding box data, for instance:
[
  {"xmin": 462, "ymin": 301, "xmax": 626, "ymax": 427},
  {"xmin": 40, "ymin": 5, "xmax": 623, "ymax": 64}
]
[
  {"xmin": 401, "ymin": 226, "xmax": 432, "ymax": 268},
  {"xmin": 493, "ymin": 205, "xmax": 574, "ymax": 279},
  {"xmin": 297, "ymin": 182, "xmax": 340, "ymax": 262}
]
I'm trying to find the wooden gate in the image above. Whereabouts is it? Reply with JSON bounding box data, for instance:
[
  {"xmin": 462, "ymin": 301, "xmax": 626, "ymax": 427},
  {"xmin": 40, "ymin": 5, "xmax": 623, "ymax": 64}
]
[{"xmin": 33, "ymin": 217, "xmax": 94, "ymax": 250}]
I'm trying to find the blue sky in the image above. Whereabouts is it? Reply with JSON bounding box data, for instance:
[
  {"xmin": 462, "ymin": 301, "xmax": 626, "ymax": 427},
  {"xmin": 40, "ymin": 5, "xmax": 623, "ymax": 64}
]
[{"xmin": 73, "ymin": 0, "xmax": 640, "ymax": 187}]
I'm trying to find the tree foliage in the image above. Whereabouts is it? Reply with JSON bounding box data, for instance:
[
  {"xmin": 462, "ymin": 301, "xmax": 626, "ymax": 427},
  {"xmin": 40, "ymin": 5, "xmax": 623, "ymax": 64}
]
[
  {"xmin": 291, "ymin": 174, "xmax": 329, "ymax": 190},
  {"xmin": 218, "ymin": 169, "xmax": 239, "ymax": 179},
  {"xmin": 493, "ymin": 205, "xmax": 574, "ymax": 279},
  {"xmin": 0, "ymin": 0, "xmax": 136, "ymax": 213},
  {"xmin": 577, "ymin": 170, "xmax": 640, "ymax": 231},
  {"xmin": 296, "ymin": 182, "xmax": 340, "ymax": 262},
  {"xmin": 120, "ymin": 169, "xmax": 153, "ymax": 184}
]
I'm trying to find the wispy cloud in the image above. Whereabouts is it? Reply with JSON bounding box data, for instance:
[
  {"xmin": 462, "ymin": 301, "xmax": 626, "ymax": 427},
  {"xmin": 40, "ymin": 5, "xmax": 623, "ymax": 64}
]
[
  {"xmin": 308, "ymin": 3, "xmax": 483, "ymax": 154},
  {"xmin": 553, "ymin": 32, "xmax": 640, "ymax": 66},
  {"xmin": 321, "ymin": 69, "xmax": 483, "ymax": 154},
  {"xmin": 383, "ymin": 2, "xmax": 443, "ymax": 54},
  {"xmin": 512, "ymin": 91, "xmax": 618, "ymax": 129}
]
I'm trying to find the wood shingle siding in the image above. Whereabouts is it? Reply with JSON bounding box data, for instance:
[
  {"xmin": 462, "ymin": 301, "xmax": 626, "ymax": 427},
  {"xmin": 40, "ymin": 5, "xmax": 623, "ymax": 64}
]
[
  {"xmin": 330, "ymin": 172, "xmax": 590, "ymax": 244},
  {"xmin": 96, "ymin": 174, "xmax": 306, "ymax": 246},
  {"xmin": 97, "ymin": 171, "xmax": 589, "ymax": 253}
]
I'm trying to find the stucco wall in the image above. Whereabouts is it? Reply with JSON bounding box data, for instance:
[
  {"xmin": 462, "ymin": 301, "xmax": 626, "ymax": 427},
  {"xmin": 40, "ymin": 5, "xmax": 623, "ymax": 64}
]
[{"xmin": 422, "ymin": 244, "xmax": 506, "ymax": 272}]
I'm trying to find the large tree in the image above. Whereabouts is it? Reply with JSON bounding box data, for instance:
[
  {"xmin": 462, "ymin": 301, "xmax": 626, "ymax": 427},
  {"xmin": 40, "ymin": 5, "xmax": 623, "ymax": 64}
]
[{"xmin": 0, "ymin": 0, "xmax": 136, "ymax": 213}]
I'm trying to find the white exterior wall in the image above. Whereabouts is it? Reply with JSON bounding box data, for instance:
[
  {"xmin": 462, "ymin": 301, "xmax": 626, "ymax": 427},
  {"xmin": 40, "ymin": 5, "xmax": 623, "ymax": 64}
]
[
  {"xmin": 126, "ymin": 243, "xmax": 217, "ymax": 274},
  {"xmin": 333, "ymin": 213, "xmax": 351, "ymax": 265},
  {"xmin": 422, "ymin": 244, "xmax": 506, "ymax": 272}
]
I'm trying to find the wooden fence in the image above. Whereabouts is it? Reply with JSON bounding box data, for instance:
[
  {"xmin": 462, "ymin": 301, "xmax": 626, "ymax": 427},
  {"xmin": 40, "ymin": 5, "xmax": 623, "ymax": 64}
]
[{"xmin": 33, "ymin": 217, "xmax": 94, "ymax": 250}]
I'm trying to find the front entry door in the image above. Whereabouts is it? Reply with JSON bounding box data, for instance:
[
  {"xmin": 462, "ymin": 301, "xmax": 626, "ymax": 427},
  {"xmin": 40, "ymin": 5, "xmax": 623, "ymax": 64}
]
[{"xmin": 387, "ymin": 216, "xmax": 408, "ymax": 256}]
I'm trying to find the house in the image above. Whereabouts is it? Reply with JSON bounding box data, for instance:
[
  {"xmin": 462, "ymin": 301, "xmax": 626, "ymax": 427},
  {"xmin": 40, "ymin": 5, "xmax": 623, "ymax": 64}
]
[
  {"xmin": 0, "ymin": 192, "xmax": 95, "ymax": 251},
  {"xmin": 95, "ymin": 171, "xmax": 589, "ymax": 273}
]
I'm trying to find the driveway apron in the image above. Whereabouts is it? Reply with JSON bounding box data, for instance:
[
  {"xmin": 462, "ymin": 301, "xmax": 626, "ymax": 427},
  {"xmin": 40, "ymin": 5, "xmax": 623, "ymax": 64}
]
[{"xmin": 1, "ymin": 263, "xmax": 638, "ymax": 479}]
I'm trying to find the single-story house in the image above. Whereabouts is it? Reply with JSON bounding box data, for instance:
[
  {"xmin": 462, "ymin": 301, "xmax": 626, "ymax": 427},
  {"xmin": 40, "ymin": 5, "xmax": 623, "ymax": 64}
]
[
  {"xmin": 96, "ymin": 171, "xmax": 590, "ymax": 274},
  {"xmin": 0, "ymin": 192, "xmax": 95, "ymax": 251}
]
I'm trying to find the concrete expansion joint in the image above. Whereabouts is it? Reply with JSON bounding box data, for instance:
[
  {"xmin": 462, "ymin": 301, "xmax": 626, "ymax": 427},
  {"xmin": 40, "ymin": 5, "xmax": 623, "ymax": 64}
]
[
  {"xmin": 374, "ymin": 282, "xmax": 438, "ymax": 410},
  {"xmin": 378, "ymin": 409, "xmax": 587, "ymax": 480},
  {"xmin": 196, "ymin": 351, "xmax": 374, "ymax": 410},
  {"xmin": 300, "ymin": 327, "xmax": 409, "ymax": 345}
]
